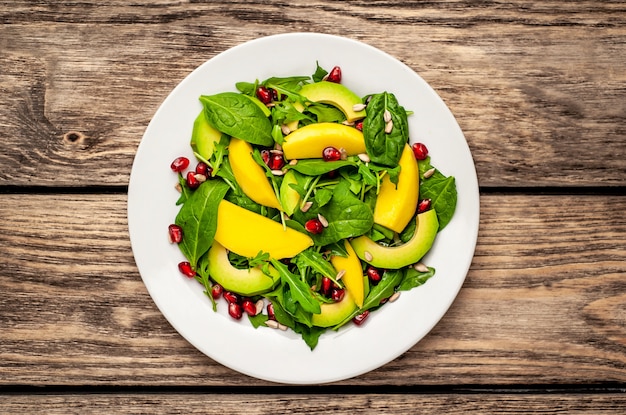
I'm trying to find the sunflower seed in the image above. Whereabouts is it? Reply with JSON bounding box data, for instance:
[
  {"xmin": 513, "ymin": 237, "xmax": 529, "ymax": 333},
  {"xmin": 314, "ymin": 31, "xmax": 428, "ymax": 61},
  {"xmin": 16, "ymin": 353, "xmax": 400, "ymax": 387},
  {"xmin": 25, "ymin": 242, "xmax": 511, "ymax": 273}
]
[
  {"xmin": 357, "ymin": 153, "xmax": 370, "ymax": 163},
  {"xmin": 278, "ymin": 323, "xmax": 288, "ymax": 331},
  {"xmin": 364, "ymin": 251, "xmax": 373, "ymax": 262},
  {"xmin": 336, "ymin": 269, "xmax": 346, "ymax": 281},
  {"xmin": 385, "ymin": 120, "xmax": 393, "ymax": 134},
  {"xmin": 339, "ymin": 147, "xmax": 348, "ymax": 160},
  {"xmin": 388, "ymin": 292, "xmax": 401, "ymax": 303},
  {"xmin": 353, "ymin": 103, "xmax": 367, "ymax": 112},
  {"xmin": 174, "ymin": 183, "xmax": 183, "ymax": 193},
  {"xmin": 255, "ymin": 299, "xmax": 265, "ymax": 315},
  {"xmin": 281, "ymin": 124, "xmax": 291, "ymax": 135},
  {"xmin": 414, "ymin": 262, "xmax": 429, "ymax": 273},
  {"xmin": 271, "ymin": 169, "xmax": 285, "ymax": 176},
  {"xmin": 266, "ymin": 320, "xmax": 280, "ymax": 329},
  {"xmin": 300, "ymin": 201, "xmax": 313, "ymax": 212},
  {"xmin": 383, "ymin": 109, "xmax": 392, "ymax": 123},
  {"xmin": 194, "ymin": 173, "xmax": 207, "ymax": 183},
  {"xmin": 318, "ymin": 213, "xmax": 329, "ymax": 227},
  {"xmin": 423, "ymin": 168, "xmax": 436, "ymax": 179},
  {"xmin": 289, "ymin": 159, "xmax": 298, "ymax": 166}
]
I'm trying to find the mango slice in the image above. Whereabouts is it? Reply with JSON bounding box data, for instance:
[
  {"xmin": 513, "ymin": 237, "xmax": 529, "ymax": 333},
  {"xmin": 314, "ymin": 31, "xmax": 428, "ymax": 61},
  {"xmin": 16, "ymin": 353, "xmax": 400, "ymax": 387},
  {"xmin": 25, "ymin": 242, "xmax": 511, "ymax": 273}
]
[
  {"xmin": 351, "ymin": 209, "xmax": 439, "ymax": 269},
  {"xmin": 229, "ymin": 137, "xmax": 282, "ymax": 210},
  {"xmin": 330, "ymin": 240, "xmax": 365, "ymax": 307},
  {"xmin": 214, "ymin": 200, "xmax": 313, "ymax": 259},
  {"xmin": 373, "ymin": 144, "xmax": 420, "ymax": 233},
  {"xmin": 299, "ymin": 81, "xmax": 366, "ymax": 122},
  {"xmin": 282, "ymin": 123, "xmax": 366, "ymax": 160}
]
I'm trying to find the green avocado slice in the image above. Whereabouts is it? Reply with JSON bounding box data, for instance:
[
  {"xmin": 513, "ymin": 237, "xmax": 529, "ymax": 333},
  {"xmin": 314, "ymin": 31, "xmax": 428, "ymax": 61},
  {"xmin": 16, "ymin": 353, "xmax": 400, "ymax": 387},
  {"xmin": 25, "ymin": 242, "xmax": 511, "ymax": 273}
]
[
  {"xmin": 299, "ymin": 81, "xmax": 366, "ymax": 122},
  {"xmin": 350, "ymin": 209, "xmax": 439, "ymax": 269}
]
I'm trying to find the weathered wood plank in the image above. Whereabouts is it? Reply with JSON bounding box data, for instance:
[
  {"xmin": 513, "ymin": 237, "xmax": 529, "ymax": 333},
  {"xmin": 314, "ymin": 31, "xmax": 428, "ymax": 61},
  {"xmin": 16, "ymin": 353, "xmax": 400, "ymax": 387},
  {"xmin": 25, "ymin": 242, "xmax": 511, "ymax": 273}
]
[
  {"xmin": 0, "ymin": 1, "xmax": 624, "ymax": 187},
  {"xmin": 0, "ymin": 193, "xmax": 624, "ymax": 386},
  {"xmin": 1, "ymin": 393, "xmax": 626, "ymax": 414}
]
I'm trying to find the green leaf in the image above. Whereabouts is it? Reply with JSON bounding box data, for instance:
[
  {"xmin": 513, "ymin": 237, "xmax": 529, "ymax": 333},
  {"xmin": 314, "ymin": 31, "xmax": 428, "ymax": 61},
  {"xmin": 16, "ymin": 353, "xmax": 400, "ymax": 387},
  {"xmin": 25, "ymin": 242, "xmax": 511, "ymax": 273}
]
[
  {"xmin": 398, "ymin": 266, "xmax": 436, "ymax": 291},
  {"xmin": 312, "ymin": 62, "xmax": 328, "ymax": 82},
  {"xmin": 175, "ymin": 179, "xmax": 230, "ymax": 267},
  {"xmin": 200, "ymin": 92, "xmax": 273, "ymax": 146},
  {"xmin": 418, "ymin": 158, "xmax": 458, "ymax": 230},
  {"xmin": 293, "ymin": 249, "xmax": 338, "ymax": 280},
  {"xmin": 288, "ymin": 159, "xmax": 357, "ymax": 176},
  {"xmin": 270, "ymin": 259, "xmax": 321, "ymax": 315},
  {"xmin": 362, "ymin": 92, "xmax": 409, "ymax": 167}
]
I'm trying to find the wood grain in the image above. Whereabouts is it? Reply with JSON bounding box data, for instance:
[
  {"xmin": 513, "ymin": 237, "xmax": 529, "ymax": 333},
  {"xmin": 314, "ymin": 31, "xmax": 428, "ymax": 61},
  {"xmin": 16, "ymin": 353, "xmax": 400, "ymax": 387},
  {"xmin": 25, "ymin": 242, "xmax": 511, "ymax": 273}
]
[
  {"xmin": 1, "ymin": 393, "xmax": 626, "ymax": 414},
  {"xmin": 0, "ymin": 193, "xmax": 624, "ymax": 386},
  {"xmin": 0, "ymin": 1, "xmax": 625, "ymax": 187}
]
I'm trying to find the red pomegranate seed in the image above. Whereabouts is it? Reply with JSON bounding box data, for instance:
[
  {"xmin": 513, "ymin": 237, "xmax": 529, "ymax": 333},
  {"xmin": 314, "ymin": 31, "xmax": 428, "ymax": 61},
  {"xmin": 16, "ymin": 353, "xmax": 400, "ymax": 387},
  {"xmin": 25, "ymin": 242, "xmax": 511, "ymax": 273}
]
[
  {"xmin": 267, "ymin": 303, "xmax": 276, "ymax": 320},
  {"xmin": 261, "ymin": 149, "xmax": 270, "ymax": 165},
  {"xmin": 331, "ymin": 288, "xmax": 345, "ymax": 302},
  {"xmin": 321, "ymin": 276, "xmax": 332, "ymax": 296},
  {"xmin": 326, "ymin": 66, "xmax": 342, "ymax": 83},
  {"xmin": 228, "ymin": 302, "xmax": 243, "ymax": 320},
  {"xmin": 223, "ymin": 291, "xmax": 240, "ymax": 304},
  {"xmin": 186, "ymin": 171, "xmax": 200, "ymax": 189},
  {"xmin": 366, "ymin": 266, "xmax": 382, "ymax": 284},
  {"xmin": 170, "ymin": 156, "xmax": 190, "ymax": 173},
  {"xmin": 178, "ymin": 261, "xmax": 195, "ymax": 278},
  {"xmin": 412, "ymin": 142, "xmax": 429, "ymax": 160},
  {"xmin": 353, "ymin": 310, "xmax": 370, "ymax": 326},
  {"xmin": 195, "ymin": 161, "xmax": 210, "ymax": 177},
  {"xmin": 242, "ymin": 299, "xmax": 257, "ymax": 316},
  {"xmin": 417, "ymin": 199, "xmax": 432, "ymax": 213},
  {"xmin": 268, "ymin": 153, "xmax": 285, "ymax": 170},
  {"xmin": 167, "ymin": 224, "xmax": 183, "ymax": 244},
  {"xmin": 322, "ymin": 146, "xmax": 342, "ymax": 161},
  {"xmin": 355, "ymin": 121, "xmax": 363, "ymax": 131},
  {"xmin": 211, "ymin": 283, "xmax": 223, "ymax": 299},
  {"xmin": 256, "ymin": 86, "xmax": 273, "ymax": 104},
  {"xmin": 305, "ymin": 218, "xmax": 324, "ymax": 234}
]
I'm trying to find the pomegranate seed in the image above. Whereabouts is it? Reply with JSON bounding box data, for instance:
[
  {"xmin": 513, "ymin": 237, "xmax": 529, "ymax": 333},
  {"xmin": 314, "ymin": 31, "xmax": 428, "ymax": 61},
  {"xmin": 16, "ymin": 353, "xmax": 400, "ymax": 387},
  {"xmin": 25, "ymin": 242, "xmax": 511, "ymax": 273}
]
[
  {"xmin": 268, "ymin": 153, "xmax": 285, "ymax": 170},
  {"xmin": 355, "ymin": 121, "xmax": 363, "ymax": 131},
  {"xmin": 178, "ymin": 261, "xmax": 195, "ymax": 278},
  {"xmin": 267, "ymin": 303, "xmax": 276, "ymax": 320},
  {"xmin": 261, "ymin": 149, "xmax": 270, "ymax": 165},
  {"xmin": 256, "ymin": 86, "xmax": 273, "ymax": 104},
  {"xmin": 366, "ymin": 266, "xmax": 382, "ymax": 285},
  {"xmin": 326, "ymin": 66, "xmax": 342, "ymax": 83},
  {"xmin": 168, "ymin": 224, "xmax": 183, "ymax": 244},
  {"xmin": 305, "ymin": 218, "xmax": 324, "ymax": 234},
  {"xmin": 331, "ymin": 288, "xmax": 345, "ymax": 302},
  {"xmin": 211, "ymin": 283, "xmax": 223, "ymax": 299},
  {"xmin": 417, "ymin": 199, "xmax": 432, "ymax": 213},
  {"xmin": 321, "ymin": 276, "xmax": 332, "ymax": 296},
  {"xmin": 322, "ymin": 146, "xmax": 342, "ymax": 161},
  {"xmin": 223, "ymin": 291, "xmax": 240, "ymax": 304},
  {"xmin": 170, "ymin": 156, "xmax": 190, "ymax": 173},
  {"xmin": 271, "ymin": 88, "xmax": 283, "ymax": 101},
  {"xmin": 228, "ymin": 302, "xmax": 243, "ymax": 320},
  {"xmin": 353, "ymin": 310, "xmax": 370, "ymax": 326},
  {"xmin": 242, "ymin": 299, "xmax": 257, "ymax": 316},
  {"xmin": 186, "ymin": 171, "xmax": 200, "ymax": 189},
  {"xmin": 412, "ymin": 142, "xmax": 429, "ymax": 160},
  {"xmin": 195, "ymin": 161, "xmax": 210, "ymax": 177}
]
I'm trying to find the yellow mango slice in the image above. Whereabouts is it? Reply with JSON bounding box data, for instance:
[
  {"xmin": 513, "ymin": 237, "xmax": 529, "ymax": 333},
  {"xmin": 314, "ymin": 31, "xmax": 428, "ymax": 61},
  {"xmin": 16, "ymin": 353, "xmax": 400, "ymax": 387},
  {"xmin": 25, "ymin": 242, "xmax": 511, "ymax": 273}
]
[
  {"xmin": 282, "ymin": 123, "xmax": 366, "ymax": 160},
  {"xmin": 229, "ymin": 138, "xmax": 282, "ymax": 210},
  {"xmin": 373, "ymin": 144, "xmax": 419, "ymax": 233},
  {"xmin": 214, "ymin": 200, "xmax": 313, "ymax": 259},
  {"xmin": 330, "ymin": 240, "xmax": 365, "ymax": 307}
]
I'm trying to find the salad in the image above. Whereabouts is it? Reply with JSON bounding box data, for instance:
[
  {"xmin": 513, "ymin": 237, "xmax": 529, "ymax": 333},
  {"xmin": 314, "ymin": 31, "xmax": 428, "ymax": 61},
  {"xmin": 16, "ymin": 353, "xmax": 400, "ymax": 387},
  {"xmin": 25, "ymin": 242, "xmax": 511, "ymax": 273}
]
[{"xmin": 168, "ymin": 63, "xmax": 457, "ymax": 350}]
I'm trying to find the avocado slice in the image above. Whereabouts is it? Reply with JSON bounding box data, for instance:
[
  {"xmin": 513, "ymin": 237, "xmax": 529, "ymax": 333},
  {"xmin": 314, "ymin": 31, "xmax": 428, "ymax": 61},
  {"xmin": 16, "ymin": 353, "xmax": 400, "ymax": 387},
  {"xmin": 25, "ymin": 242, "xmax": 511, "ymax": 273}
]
[
  {"xmin": 311, "ymin": 290, "xmax": 358, "ymax": 328},
  {"xmin": 279, "ymin": 170, "xmax": 301, "ymax": 216},
  {"xmin": 299, "ymin": 81, "xmax": 366, "ymax": 122},
  {"xmin": 207, "ymin": 240, "xmax": 280, "ymax": 296},
  {"xmin": 351, "ymin": 209, "xmax": 439, "ymax": 269},
  {"xmin": 190, "ymin": 110, "xmax": 222, "ymax": 160}
]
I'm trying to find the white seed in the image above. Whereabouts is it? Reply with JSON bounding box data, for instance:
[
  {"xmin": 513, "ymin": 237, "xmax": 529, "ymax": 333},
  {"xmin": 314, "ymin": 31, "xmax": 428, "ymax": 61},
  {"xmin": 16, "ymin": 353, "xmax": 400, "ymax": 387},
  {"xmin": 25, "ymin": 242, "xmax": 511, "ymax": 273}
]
[
  {"xmin": 289, "ymin": 159, "xmax": 298, "ymax": 166},
  {"xmin": 266, "ymin": 320, "xmax": 280, "ymax": 329},
  {"xmin": 423, "ymin": 168, "xmax": 436, "ymax": 179},
  {"xmin": 353, "ymin": 103, "xmax": 367, "ymax": 112},
  {"xmin": 339, "ymin": 147, "xmax": 348, "ymax": 160},
  {"xmin": 336, "ymin": 269, "xmax": 346, "ymax": 281},
  {"xmin": 270, "ymin": 149, "xmax": 283, "ymax": 155},
  {"xmin": 414, "ymin": 262, "xmax": 429, "ymax": 273},
  {"xmin": 300, "ymin": 201, "xmax": 313, "ymax": 212},
  {"xmin": 317, "ymin": 213, "xmax": 329, "ymax": 228},
  {"xmin": 278, "ymin": 323, "xmax": 288, "ymax": 331},
  {"xmin": 281, "ymin": 124, "xmax": 291, "ymax": 135},
  {"xmin": 271, "ymin": 169, "xmax": 285, "ymax": 176},
  {"xmin": 342, "ymin": 120, "xmax": 355, "ymax": 126},
  {"xmin": 194, "ymin": 173, "xmax": 207, "ymax": 183},
  {"xmin": 385, "ymin": 119, "xmax": 393, "ymax": 134},
  {"xmin": 174, "ymin": 183, "xmax": 183, "ymax": 193},
  {"xmin": 388, "ymin": 292, "xmax": 401, "ymax": 303},
  {"xmin": 274, "ymin": 143, "xmax": 283, "ymax": 151},
  {"xmin": 357, "ymin": 153, "xmax": 370, "ymax": 163},
  {"xmin": 364, "ymin": 251, "xmax": 373, "ymax": 262},
  {"xmin": 383, "ymin": 109, "xmax": 392, "ymax": 123},
  {"xmin": 255, "ymin": 299, "xmax": 265, "ymax": 316}
]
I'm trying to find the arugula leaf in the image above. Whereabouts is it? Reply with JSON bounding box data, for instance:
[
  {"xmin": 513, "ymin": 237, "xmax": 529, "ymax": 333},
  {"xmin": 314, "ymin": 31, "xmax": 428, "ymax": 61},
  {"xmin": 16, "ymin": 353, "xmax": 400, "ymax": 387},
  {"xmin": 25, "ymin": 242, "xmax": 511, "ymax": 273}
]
[
  {"xmin": 270, "ymin": 259, "xmax": 321, "ymax": 314},
  {"xmin": 398, "ymin": 266, "xmax": 436, "ymax": 291},
  {"xmin": 293, "ymin": 249, "xmax": 338, "ymax": 280},
  {"xmin": 362, "ymin": 92, "xmax": 409, "ymax": 167},
  {"xmin": 288, "ymin": 159, "xmax": 357, "ymax": 176},
  {"xmin": 175, "ymin": 179, "xmax": 230, "ymax": 267},
  {"xmin": 312, "ymin": 62, "xmax": 328, "ymax": 82},
  {"xmin": 194, "ymin": 251, "xmax": 217, "ymax": 311},
  {"xmin": 200, "ymin": 92, "xmax": 273, "ymax": 146}
]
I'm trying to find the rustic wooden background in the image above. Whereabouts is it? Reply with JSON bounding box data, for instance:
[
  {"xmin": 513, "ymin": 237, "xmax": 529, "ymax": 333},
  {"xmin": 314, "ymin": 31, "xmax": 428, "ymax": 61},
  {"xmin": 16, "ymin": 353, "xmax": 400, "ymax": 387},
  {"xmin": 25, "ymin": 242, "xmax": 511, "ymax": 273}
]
[{"xmin": 1, "ymin": 1, "xmax": 625, "ymax": 413}]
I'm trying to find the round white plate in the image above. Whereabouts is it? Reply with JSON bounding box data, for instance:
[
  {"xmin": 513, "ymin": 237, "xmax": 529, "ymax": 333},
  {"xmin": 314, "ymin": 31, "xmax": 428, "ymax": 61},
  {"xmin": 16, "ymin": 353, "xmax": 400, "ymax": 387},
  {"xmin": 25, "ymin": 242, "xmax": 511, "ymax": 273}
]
[{"xmin": 128, "ymin": 33, "xmax": 479, "ymax": 384}]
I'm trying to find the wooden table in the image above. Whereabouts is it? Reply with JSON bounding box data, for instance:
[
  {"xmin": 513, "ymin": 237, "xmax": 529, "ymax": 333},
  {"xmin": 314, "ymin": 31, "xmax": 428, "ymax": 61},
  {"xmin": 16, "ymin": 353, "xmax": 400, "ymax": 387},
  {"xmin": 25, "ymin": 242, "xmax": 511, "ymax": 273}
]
[{"xmin": 1, "ymin": 1, "xmax": 625, "ymax": 413}]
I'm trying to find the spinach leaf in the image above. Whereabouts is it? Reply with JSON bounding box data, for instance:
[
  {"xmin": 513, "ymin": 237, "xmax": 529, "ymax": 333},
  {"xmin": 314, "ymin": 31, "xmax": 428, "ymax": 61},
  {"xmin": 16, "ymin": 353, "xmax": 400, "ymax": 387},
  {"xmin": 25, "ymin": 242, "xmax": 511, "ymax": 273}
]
[
  {"xmin": 270, "ymin": 259, "xmax": 321, "ymax": 315},
  {"xmin": 293, "ymin": 324, "xmax": 325, "ymax": 350},
  {"xmin": 312, "ymin": 62, "xmax": 328, "ymax": 82},
  {"xmin": 398, "ymin": 266, "xmax": 436, "ymax": 291},
  {"xmin": 418, "ymin": 158, "xmax": 457, "ymax": 230},
  {"xmin": 175, "ymin": 179, "xmax": 230, "ymax": 267},
  {"xmin": 288, "ymin": 159, "xmax": 356, "ymax": 176},
  {"xmin": 362, "ymin": 92, "xmax": 409, "ymax": 167},
  {"xmin": 200, "ymin": 92, "xmax": 273, "ymax": 146}
]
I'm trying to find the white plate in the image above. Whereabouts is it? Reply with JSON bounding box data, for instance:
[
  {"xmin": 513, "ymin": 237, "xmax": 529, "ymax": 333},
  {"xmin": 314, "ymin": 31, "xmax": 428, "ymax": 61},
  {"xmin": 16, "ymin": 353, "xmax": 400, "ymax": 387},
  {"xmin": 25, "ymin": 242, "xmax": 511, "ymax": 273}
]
[{"xmin": 128, "ymin": 33, "xmax": 479, "ymax": 384}]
